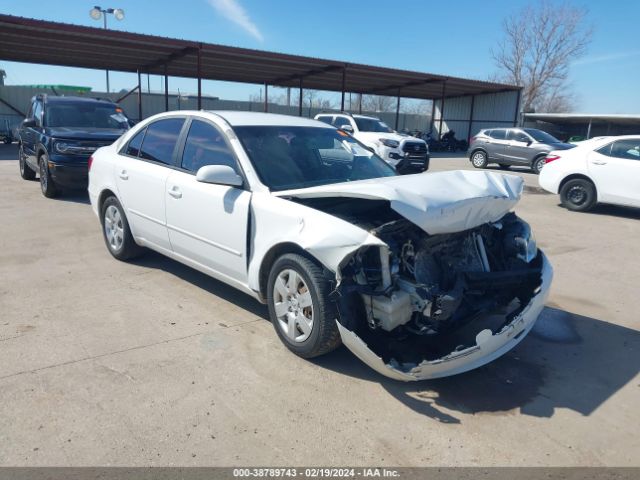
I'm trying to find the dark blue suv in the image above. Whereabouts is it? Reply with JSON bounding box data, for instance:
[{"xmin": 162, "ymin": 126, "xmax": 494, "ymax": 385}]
[{"xmin": 18, "ymin": 95, "xmax": 130, "ymax": 197}]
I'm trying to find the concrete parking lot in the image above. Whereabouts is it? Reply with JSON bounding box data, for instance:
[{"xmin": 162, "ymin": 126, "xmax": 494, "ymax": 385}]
[{"xmin": 0, "ymin": 144, "xmax": 638, "ymax": 466}]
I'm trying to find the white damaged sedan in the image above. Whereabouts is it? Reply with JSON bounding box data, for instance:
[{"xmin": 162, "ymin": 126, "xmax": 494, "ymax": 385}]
[{"xmin": 88, "ymin": 111, "xmax": 552, "ymax": 381}]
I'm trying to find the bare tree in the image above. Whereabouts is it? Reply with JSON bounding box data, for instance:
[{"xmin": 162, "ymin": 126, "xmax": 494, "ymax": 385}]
[
  {"xmin": 492, "ymin": 1, "xmax": 592, "ymax": 112},
  {"xmin": 361, "ymin": 94, "xmax": 395, "ymax": 112}
]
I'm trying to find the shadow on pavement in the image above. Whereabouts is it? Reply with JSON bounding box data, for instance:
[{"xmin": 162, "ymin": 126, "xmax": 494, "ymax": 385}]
[
  {"xmin": 313, "ymin": 306, "xmax": 639, "ymax": 424},
  {"xmin": 130, "ymin": 250, "xmax": 270, "ymax": 320},
  {"xmin": 125, "ymin": 249, "xmax": 639, "ymax": 424},
  {"xmin": 580, "ymin": 203, "xmax": 640, "ymax": 220}
]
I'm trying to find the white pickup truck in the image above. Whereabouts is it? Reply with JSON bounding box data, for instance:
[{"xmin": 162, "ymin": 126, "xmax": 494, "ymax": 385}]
[{"xmin": 314, "ymin": 112, "xmax": 429, "ymax": 173}]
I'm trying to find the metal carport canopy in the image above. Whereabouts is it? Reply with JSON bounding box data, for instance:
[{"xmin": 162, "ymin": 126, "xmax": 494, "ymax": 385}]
[{"xmin": 0, "ymin": 14, "xmax": 518, "ymax": 100}]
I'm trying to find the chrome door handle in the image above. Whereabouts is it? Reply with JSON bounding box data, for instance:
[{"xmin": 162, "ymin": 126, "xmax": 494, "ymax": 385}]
[
  {"xmin": 119, "ymin": 170, "xmax": 129, "ymax": 180},
  {"xmin": 168, "ymin": 187, "xmax": 182, "ymax": 199},
  {"xmin": 591, "ymin": 160, "xmax": 607, "ymax": 165}
]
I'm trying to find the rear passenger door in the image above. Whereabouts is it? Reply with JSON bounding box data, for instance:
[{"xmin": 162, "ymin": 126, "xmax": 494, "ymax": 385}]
[
  {"xmin": 486, "ymin": 129, "xmax": 509, "ymax": 161},
  {"xmin": 165, "ymin": 118, "xmax": 251, "ymax": 284},
  {"xmin": 115, "ymin": 117, "xmax": 185, "ymax": 251}
]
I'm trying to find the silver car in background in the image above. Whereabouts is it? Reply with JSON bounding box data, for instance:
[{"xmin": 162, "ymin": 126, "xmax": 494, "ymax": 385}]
[{"xmin": 468, "ymin": 128, "xmax": 575, "ymax": 174}]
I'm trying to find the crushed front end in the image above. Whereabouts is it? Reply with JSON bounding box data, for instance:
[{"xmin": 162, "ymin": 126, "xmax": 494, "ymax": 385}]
[{"xmin": 334, "ymin": 211, "xmax": 552, "ymax": 381}]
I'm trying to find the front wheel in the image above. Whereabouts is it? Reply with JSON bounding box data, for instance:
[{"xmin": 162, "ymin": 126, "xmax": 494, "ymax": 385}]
[
  {"xmin": 470, "ymin": 151, "xmax": 488, "ymax": 168},
  {"xmin": 560, "ymin": 178, "xmax": 597, "ymax": 212},
  {"xmin": 39, "ymin": 154, "xmax": 58, "ymax": 198},
  {"xmin": 267, "ymin": 253, "xmax": 341, "ymax": 359},
  {"xmin": 531, "ymin": 156, "xmax": 547, "ymax": 174}
]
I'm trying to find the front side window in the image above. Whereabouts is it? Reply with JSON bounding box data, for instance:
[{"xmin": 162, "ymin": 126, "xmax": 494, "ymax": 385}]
[
  {"xmin": 610, "ymin": 139, "xmax": 640, "ymax": 160},
  {"xmin": 44, "ymin": 102, "xmax": 130, "ymax": 130},
  {"xmin": 33, "ymin": 101, "xmax": 43, "ymax": 127},
  {"xmin": 181, "ymin": 120, "xmax": 237, "ymax": 172},
  {"xmin": 353, "ymin": 117, "xmax": 393, "ymax": 133},
  {"xmin": 333, "ymin": 117, "xmax": 352, "ymax": 129},
  {"xmin": 234, "ymin": 126, "xmax": 396, "ymax": 191},
  {"xmin": 139, "ymin": 118, "xmax": 185, "ymax": 165},
  {"xmin": 523, "ymin": 128, "xmax": 560, "ymax": 143},
  {"xmin": 508, "ymin": 130, "xmax": 530, "ymax": 143}
]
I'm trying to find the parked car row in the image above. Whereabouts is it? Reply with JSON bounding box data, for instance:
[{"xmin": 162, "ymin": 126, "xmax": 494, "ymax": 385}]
[
  {"xmin": 14, "ymin": 97, "xmax": 551, "ymax": 381},
  {"xmin": 467, "ymin": 126, "xmax": 640, "ymax": 212}
]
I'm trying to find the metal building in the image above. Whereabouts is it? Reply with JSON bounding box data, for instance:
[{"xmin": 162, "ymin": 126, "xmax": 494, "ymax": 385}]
[{"xmin": 523, "ymin": 113, "xmax": 640, "ymax": 142}]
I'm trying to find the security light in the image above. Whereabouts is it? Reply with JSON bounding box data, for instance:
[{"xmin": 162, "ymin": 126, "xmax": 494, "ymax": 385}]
[{"xmin": 89, "ymin": 7, "xmax": 102, "ymax": 20}]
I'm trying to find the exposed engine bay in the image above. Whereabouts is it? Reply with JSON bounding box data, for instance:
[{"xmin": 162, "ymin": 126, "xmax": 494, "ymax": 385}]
[{"xmin": 293, "ymin": 197, "xmax": 544, "ymax": 373}]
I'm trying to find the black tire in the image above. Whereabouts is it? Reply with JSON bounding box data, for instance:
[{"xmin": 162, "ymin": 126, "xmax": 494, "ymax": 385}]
[
  {"xmin": 470, "ymin": 150, "xmax": 488, "ymax": 168},
  {"xmin": 498, "ymin": 164, "xmax": 511, "ymax": 170},
  {"xmin": 531, "ymin": 156, "xmax": 547, "ymax": 174},
  {"xmin": 560, "ymin": 178, "xmax": 597, "ymax": 212},
  {"xmin": 38, "ymin": 153, "xmax": 58, "ymax": 198},
  {"xmin": 18, "ymin": 145, "xmax": 36, "ymax": 180},
  {"xmin": 100, "ymin": 196, "xmax": 144, "ymax": 260},
  {"xmin": 267, "ymin": 253, "xmax": 341, "ymax": 359}
]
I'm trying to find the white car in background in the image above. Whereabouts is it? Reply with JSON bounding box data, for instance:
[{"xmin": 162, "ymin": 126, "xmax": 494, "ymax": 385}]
[
  {"xmin": 314, "ymin": 113, "xmax": 429, "ymax": 173},
  {"xmin": 539, "ymin": 135, "xmax": 640, "ymax": 211},
  {"xmin": 88, "ymin": 111, "xmax": 551, "ymax": 381}
]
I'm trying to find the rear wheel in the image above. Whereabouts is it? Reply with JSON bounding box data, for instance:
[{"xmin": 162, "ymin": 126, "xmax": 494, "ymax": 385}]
[
  {"xmin": 560, "ymin": 178, "xmax": 597, "ymax": 212},
  {"xmin": 267, "ymin": 253, "xmax": 341, "ymax": 359},
  {"xmin": 101, "ymin": 196, "xmax": 143, "ymax": 260},
  {"xmin": 470, "ymin": 150, "xmax": 488, "ymax": 168},
  {"xmin": 39, "ymin": 154, "xmax": 58, "ymax": 198},
  {"xmin": 19, "ymin": 145, "xmax": 36, "ymax": 180}
]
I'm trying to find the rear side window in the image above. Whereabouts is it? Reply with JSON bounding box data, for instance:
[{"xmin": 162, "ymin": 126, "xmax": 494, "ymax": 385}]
[
  {"xmin": 125, "ymin": 128, "xmax": 146, "ymax": 157},
  {"xmin": 507, "ymin": 130, "xmax": 530, "ymax": 142},
  {"xmin": 316, "ymin": 116, "xmax": 333, "ymax": 125},
  {"xmin": 139, "ymin": 118, "xmax": 185, "ymax": 165},
  {"xmin": 181, "ymin": 120, "xmax": 237, "ymax": 172},
  {"xmin": 489, "ymin": 129, "xmax": 506, "ymax": 140}
]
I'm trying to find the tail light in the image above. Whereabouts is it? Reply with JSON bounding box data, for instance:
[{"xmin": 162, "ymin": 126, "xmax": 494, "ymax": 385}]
[
  {"xmin": 470, "ymin": 136, "xmax": 477, "ymax": 143},
  {"xmin": 88, "ymin": 155, "xmax": 94, "ymax": 172},
  {"xmin": 545, "ymin": 154, "xmax": 561, "ymax": 164}
]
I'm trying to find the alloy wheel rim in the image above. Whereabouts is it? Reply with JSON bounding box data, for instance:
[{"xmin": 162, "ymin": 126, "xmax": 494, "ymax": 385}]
[
  {"xmin": 273, "ymin": 268, "xmax": 314, "ymax": 343},
  {"xmin": 535, "ymin": 158, "xmax": 545, "ymax": 172},
  {"xmin": 39, "ymin": 160, "xmax": 47, "ymax": 191},
  {"xmin": 104, "ymin": 205, "xmax": 124, "ymax": 251},
  {"xmin": 472, "ymin": 153, "xmax": 485, "ymax": 166}
]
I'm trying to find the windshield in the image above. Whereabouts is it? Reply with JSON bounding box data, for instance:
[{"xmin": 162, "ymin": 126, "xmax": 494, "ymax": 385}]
[
  {"xmin": 354, "ymin": 117, "xmax": 393, "ymax": 133},
  {"xmin": 234, "ymin": 126, "xmax": 397, "ymax": 191},
  {"xmin": 45, "ymin": 103, "xmax": 130, "ymax": 130},
  {"xmin": 523, "ymin": 128, "xmax": 560, "ymax": 143}
]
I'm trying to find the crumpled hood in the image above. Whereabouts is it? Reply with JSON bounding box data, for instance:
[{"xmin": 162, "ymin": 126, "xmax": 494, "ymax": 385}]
[{"xmin": 275, "ymin": 170, "xmax": 524, "ymax": 235}]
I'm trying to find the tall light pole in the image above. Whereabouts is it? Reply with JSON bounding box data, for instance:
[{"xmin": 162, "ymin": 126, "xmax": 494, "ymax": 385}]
[{"xmin": 89, "ymin": 6, "xmax": 125, "ymax": 93}]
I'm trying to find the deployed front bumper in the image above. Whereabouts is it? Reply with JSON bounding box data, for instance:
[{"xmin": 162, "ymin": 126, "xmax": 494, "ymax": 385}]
[{"xmin": 337, "ymin": 251, "xmax": 553, "ymax": 381}]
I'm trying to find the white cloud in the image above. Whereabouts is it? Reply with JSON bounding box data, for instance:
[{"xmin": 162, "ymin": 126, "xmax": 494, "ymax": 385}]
[
  {"xmin": 208, "ymin": 0, "xmax": 264, "ymax": 42},
  {"xmin": 573, "ymin": 50, "xmax": 640, "ymax": 66}
]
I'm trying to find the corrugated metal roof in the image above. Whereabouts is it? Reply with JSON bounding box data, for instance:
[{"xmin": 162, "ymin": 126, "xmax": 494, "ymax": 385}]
[{"xmin": 0, "ymin": 14, "xmax": 519, "ymax": 101}]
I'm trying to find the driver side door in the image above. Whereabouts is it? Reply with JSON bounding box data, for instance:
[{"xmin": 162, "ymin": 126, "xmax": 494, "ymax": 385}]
[{"xmin": 165, "ymin": 118, "xmax": 251, "ymax": 285}]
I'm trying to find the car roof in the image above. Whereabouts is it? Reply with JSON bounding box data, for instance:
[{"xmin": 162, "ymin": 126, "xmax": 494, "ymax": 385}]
[
  {"xmin": 43, "ymin": 95, "xmax": 116, "ymax": 105},
  {"xmin": 207, "ymin": 111, "xmax": 333, "ymax": 128}
]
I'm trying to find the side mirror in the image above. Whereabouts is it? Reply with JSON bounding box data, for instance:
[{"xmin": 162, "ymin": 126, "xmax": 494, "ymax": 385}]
[
  {"xmin": 196, "ymin": 165, "xmax": 243, "ymax": 187},
  {"xmin": 22, "ymin": 118, "xmax": 37, "ymax": 128},
  {"xmin": 339, "ymin": 124, "xmax": 353, "ymax": 133}
]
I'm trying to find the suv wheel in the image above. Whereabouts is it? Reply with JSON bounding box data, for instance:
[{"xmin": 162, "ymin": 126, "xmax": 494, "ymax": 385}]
[
  {"xmin": 560, "ymin": 178, "xmax": 597, "ymax": 212},
  {"xmin": 19, "ymin": 145, "xmax": 36, "ymax": 180},
  {"xmin": 267, "ymin": 253, "xmax": 341, "ymax": 359},
  {"xmin": 471, "ymin": 151, "xmax": 488, "ymax": 168},
  {"xmin": 531, "ymin": 156, "xmax": 547, "ymax": 174},
  {"xmin": 39, "ymin": 154, "xmax": 58, "ymax": 198}
]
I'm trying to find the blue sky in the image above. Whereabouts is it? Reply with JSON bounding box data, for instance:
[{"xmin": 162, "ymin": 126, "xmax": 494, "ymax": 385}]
[{"xmin": 1, "ymin": 0, "xmax": 638, "ymax": 113}]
